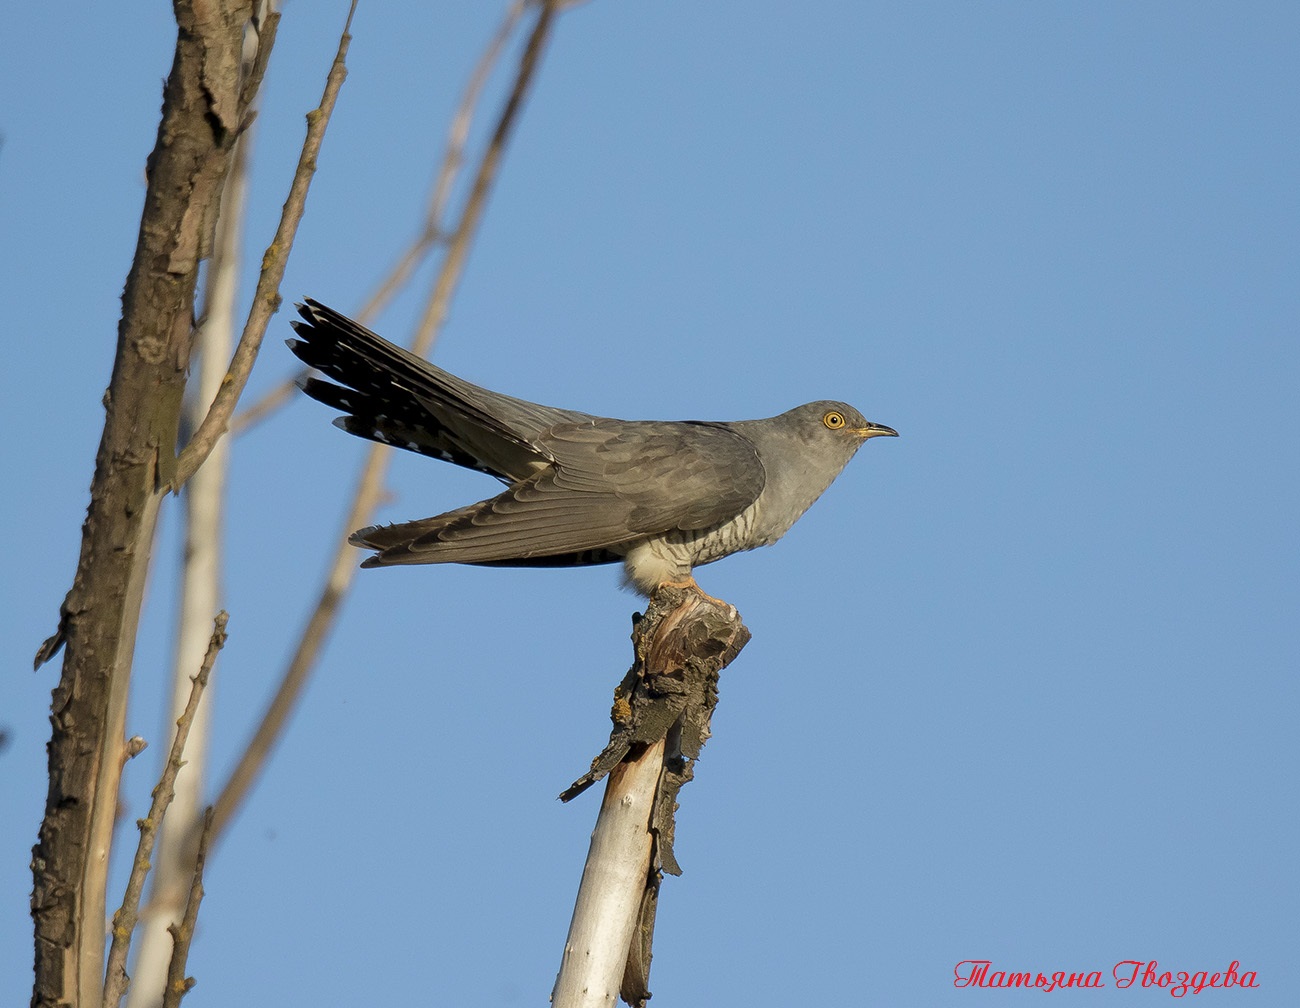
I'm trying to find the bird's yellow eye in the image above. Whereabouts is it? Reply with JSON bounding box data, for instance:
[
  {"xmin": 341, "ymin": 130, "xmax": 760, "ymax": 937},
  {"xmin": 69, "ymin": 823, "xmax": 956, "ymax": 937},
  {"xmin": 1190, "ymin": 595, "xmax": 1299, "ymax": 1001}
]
[{"xmin": 823, "ymin": 410, "xmax": 846, "ymax": 430}]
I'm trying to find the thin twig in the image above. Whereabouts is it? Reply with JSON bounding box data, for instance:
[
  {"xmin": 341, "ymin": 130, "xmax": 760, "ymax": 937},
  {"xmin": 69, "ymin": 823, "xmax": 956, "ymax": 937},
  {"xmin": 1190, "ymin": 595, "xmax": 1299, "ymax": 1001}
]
[
  {"xmin": 102, "ymin": 614, "xmax": 228, "ymax": 1008},
  {"xmin": 411, "ymin": 0, "xmax": 558, "ymax": 356},
  {"xmin": 356, "ymin": 0, "xmax": 527, "ymax": 324},
  {"xmin": 173, "ymin": 0, "xmax": 359, "ymax": 488},
  {"xmin": 160, "ymin": 807, "xmax": 215, "ymax": 1008},
  {"xmin": 229, "ymin": 0, "xmax": 528, "ymax": 436},
  {"xmin": 206, "ymin": 0, "xmax": 564, "ymax": 844},
  {"xmin": 229, "ymin": 372, "xmax": 300, "ymax": 434},
  {"xmin": 209, "ymin": 446, "xmax": 387, "ymax": 838}
]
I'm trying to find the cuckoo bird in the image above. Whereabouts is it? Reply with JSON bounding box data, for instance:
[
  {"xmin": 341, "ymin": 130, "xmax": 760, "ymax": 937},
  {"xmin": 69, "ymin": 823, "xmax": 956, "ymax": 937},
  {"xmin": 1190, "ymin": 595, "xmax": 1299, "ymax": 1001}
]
[{"xmin": 289, "ymin": 299, "xmax": 897, "ymax": 596}]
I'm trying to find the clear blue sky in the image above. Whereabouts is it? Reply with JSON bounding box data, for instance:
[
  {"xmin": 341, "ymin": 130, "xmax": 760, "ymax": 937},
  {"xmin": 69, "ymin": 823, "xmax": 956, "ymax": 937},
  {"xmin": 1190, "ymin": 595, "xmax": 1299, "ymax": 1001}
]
[{"xmin": 3, "ymin": 2, "xmax": 1297, "ymax": 1004}]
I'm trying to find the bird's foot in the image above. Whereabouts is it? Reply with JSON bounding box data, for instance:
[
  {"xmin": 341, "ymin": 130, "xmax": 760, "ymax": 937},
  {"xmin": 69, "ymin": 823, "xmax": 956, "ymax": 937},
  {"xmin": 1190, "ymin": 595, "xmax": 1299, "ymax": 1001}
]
[{"xmin": 658, "ymin": 575, "xmax": 729, "ymax": 608}]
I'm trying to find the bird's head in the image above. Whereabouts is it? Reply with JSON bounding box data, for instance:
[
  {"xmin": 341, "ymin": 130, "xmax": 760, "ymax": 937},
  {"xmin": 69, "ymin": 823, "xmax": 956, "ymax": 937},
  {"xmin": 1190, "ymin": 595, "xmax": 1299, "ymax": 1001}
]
[{"xmin": 798, "ymin": 400, "xmax": 899, "ymax": 445}]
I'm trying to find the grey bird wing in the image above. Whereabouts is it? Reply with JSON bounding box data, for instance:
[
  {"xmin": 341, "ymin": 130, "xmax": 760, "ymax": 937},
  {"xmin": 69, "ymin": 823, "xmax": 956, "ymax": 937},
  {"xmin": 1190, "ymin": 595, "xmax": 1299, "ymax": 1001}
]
[
  {"xmin": 352, "ymin": 419, "xmax": 766, "ymax": 568},
  {"xmin": 288, "ymin": 299, "xmax": 595, "ymax": 482}
]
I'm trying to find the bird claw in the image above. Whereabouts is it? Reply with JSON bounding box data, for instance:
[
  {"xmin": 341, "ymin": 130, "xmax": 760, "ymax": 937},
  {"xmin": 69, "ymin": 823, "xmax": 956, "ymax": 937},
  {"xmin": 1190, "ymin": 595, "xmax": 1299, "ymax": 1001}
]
[{"xmin": 658, "ymin": 576, "xmax": 730, "ymax": 609}]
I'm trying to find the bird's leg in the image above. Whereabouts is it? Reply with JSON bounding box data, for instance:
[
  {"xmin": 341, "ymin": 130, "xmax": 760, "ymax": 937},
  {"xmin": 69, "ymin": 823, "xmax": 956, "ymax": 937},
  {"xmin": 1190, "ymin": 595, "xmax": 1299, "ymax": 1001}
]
[{"xmin": 659, "ymin": 575, "xmax": 729, "ymax": 608}]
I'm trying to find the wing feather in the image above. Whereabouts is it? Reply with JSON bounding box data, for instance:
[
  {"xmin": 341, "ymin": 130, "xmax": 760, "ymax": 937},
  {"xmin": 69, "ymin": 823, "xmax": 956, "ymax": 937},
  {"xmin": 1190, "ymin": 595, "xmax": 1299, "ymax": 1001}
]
[{"xmin": 353, "ymin": 418, "xmax": 766, "ymax": 567}]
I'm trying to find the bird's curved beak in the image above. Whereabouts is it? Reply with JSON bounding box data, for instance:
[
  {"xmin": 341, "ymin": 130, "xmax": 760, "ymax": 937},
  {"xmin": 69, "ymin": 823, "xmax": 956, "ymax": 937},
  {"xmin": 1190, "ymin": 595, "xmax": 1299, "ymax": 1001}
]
[{"xmin": 854, "ymin": 422, "xmax": 899, "ymax": 440}]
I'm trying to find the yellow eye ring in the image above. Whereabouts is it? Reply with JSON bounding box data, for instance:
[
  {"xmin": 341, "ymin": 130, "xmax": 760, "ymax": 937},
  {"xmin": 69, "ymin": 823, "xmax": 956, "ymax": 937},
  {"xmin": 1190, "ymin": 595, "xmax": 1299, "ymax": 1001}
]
[{"xmin": 823, "ymin": 410, "xmax": 846, "ymax": 430}]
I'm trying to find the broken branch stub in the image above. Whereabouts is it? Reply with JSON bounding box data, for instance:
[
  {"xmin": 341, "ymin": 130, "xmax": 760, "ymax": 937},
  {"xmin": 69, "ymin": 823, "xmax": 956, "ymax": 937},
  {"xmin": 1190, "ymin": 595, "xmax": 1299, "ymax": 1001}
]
[{"xmin": 556, "ymin": 586, "xmax": 750, "ymax": 1008}]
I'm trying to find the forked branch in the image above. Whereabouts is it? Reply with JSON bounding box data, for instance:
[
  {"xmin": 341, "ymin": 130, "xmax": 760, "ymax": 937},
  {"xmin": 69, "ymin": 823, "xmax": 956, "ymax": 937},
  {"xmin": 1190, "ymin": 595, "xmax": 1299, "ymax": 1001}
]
[{"xmin": 173, "ymin": 0, "xmax": 359, "ymax": 488}]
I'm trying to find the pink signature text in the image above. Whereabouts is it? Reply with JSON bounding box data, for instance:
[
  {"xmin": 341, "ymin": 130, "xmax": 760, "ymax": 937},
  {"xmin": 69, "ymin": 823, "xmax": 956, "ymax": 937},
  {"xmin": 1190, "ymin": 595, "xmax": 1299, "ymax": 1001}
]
[{"xmin": 953, "ymin": 959, "xmax": 1259, "ymax": 996}]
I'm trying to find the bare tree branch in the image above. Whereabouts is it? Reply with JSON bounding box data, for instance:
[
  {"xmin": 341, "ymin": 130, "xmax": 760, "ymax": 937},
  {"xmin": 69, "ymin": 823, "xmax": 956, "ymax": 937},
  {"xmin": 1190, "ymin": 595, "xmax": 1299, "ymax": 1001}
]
[
  {"xmin": 554, "ymin": 739, "xmax": 666, "ymax": 1008},
  {"xmin": 31, "ymin": 6, "xmax": 270, "ymax": 1004},
  {"xmin": 356, "ymin": 0, "xmax": 529, "ymax": 324},
  {"xmin": 206, "ymin": 0, "xmax": 564, "ymax": 844},
  {"xmin": 555, "ymin": 588, "xmax": 750, "ymax": 1007},
  {"xmin": 229, "ymin": 0, "xmax": 528, "ymax": 436},
  {"xmin": 229, "ymin": 373, "xmax": 300, "ymax": 434},
  {"xmin": 34, "ymin": 6, "xmax": 569, "ymax": 1008},
  {"xmin": 209, "ymin": 444, "xmax": 388, "ymax": 838},
  {"xmin": 410, "ymin": 0, "xmax": 559, "ymax": 356},
  {"xmin": 161, "ymin": 808, "xmax": 215, "ymax": 1008},
  {"xmin": 127, "ymin": 29, "xmax": 260, "ymax": 998},
  {"xmin": 102, "ymin": 615, "xmax": 227, "ymax": 1008},
  {"xmin": 173, "ymin": 0, "xmax": 359, "ymax": 488}
]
